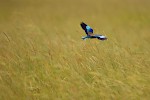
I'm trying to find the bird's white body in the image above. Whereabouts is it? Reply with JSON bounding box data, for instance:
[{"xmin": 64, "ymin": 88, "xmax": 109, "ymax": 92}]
[{"xmin": 82, "ymin": 34, "xmax": 107, "ymax": 40}]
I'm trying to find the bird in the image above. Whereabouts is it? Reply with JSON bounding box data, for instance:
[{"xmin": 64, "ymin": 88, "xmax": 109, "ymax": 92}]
[{"xmin": 80, "ymin": 22, "xmax": 107, "ymax": 40}]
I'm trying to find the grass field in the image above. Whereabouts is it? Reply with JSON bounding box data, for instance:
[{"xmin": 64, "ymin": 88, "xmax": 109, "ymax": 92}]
[{"xmin": 0, "ymin": 0, "xmax": 150, "ymax": 99}]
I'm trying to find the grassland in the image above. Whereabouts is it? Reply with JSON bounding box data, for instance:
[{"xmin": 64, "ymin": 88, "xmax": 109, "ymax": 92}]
[{"xmin": 0, "ymin": 0, "xmax": 150, "ymax": 99}]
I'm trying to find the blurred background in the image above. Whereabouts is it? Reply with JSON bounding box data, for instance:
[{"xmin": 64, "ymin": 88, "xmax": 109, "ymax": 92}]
[
  {"xmin": 0, "ymin": 0, "xmax": 150, "ymax": 47},
  {"xmin": 0, "ymin": 0, "xmax": 150, "ymax": 99}
]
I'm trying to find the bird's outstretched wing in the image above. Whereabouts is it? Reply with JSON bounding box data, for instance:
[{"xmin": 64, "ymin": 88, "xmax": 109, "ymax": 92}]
[{"xmin": 80, "ymin": 22, "xmax": 93, "ymax": 36}]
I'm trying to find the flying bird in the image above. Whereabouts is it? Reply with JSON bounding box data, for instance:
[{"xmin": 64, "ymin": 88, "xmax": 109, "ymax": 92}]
[{"xmin": 80, "ymin": 22, "xmax": 107, "ymax": 40}]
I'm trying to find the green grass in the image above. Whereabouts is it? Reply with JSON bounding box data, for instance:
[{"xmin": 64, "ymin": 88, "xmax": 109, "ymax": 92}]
[{"xmin": 0, "ymin": 0, "xmax": 150, "ymax": 99}]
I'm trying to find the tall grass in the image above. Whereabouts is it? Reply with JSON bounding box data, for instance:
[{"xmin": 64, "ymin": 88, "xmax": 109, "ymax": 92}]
[{"xmin": 0, "ymin": 0, "xmax": 150, "ymax": 99}]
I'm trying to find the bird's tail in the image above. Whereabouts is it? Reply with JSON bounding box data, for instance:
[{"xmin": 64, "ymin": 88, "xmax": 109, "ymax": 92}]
[{"xmin": 82, "ymin": 36, "xmax": 87, "ymax": 40}]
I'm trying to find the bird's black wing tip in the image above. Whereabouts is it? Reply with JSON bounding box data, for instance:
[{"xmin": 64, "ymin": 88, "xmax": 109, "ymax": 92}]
[
  {"xmin": 80, "ymin": 22, "xmax": 84, "ymax": 24},
  {"xmin": 80, "ymin": 22, "xmax": 86, "ymax": 25},
  {"xmin": 80, "ymin": 22, "xmax": 87, "ymax": 29}
]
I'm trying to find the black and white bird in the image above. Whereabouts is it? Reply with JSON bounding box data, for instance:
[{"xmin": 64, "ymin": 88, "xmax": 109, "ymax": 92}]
[{"xmin": 80, "ymin": 22, "xmax": 107, "ymax": 40}]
